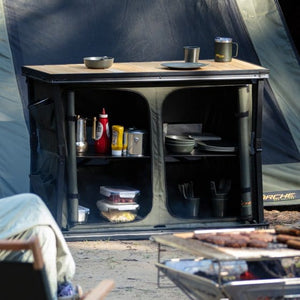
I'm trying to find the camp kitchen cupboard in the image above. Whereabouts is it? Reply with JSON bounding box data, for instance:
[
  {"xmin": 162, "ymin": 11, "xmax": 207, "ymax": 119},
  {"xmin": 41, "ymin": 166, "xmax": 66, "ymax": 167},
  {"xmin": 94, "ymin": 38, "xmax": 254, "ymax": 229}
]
[{"xmin": 22, "ymin": 59, "xmax": 269, "ymax": 239}]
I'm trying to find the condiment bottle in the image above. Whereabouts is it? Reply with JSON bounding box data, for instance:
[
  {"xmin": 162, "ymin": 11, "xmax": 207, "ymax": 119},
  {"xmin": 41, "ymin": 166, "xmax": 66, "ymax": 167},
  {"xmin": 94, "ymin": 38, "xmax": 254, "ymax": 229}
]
[
  {"xmin": 111, "ymin": 125, "xmax": 124, "ymax": 156},
  {"xmin": 94, "ymin": 108, "xmax": 110, "ymax": 154}
]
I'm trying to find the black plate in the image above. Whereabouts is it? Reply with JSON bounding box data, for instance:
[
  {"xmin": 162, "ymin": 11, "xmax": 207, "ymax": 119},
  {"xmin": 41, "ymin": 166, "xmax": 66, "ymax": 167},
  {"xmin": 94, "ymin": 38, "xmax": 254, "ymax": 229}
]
[{"xmin": 161, "ymin": 62, "xmax": 208, "ymax": 70}]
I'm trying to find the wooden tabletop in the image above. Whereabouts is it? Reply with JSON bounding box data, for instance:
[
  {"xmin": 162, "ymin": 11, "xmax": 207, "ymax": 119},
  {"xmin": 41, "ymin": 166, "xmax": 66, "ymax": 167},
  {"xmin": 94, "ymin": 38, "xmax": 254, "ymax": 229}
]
[
  {"xmin": 22, "ymin": 59, "xmax": 269, "ymax": 83},
  {"xmin": 23, "ymin": 59, "xmax": 268, "ymax": 75}
]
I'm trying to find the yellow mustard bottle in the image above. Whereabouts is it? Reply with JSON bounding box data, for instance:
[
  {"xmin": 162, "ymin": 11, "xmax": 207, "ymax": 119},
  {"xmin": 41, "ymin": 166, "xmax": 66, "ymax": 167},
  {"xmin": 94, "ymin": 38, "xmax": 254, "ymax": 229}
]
[{"xmin": 111, "ymin": 125, "xmax": 124, "ymax": 156}]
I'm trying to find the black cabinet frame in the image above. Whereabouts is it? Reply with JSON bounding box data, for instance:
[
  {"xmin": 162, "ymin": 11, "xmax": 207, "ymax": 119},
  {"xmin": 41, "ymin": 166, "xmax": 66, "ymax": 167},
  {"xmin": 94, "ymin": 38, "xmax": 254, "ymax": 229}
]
[{"xmin": 23, "ymin": 60, "xmax": 269, "ymax": 239}]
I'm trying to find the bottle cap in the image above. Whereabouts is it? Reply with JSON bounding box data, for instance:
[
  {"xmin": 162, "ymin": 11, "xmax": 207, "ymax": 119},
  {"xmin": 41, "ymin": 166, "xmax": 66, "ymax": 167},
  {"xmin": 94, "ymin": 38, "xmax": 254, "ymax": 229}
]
[
  {"xmin": 111, "ymin": 149, "xmax": 122, "ymax": 156},
  {"xmin": 100, "ymin": 108, "xmax": 108, "ymax": 118}
]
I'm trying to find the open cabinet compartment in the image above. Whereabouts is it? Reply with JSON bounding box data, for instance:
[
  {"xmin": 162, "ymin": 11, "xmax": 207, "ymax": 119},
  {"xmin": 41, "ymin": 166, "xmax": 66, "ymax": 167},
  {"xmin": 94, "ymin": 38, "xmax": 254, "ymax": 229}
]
[
  {"xmin": 69, "ymin": 88, "xmax": 154, "ymax": 227},
  {"xmin": 162, "ymin": 87, "xmax": 245, "ymax": 221}
]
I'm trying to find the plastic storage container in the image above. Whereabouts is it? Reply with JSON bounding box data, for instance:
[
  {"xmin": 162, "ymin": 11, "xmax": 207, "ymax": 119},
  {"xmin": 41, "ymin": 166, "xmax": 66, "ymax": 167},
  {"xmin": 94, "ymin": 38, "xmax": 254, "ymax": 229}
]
[
  {"xmin": 99, "ymin": 186, "xmax": 140, "ymax": 203},
  {"xmin": 96, "ymin": 199, "xmax": 139, "ymax": 223},
  {"xmin": 78, "ymin": 205, "xmax": 90, "ymax": 223}
]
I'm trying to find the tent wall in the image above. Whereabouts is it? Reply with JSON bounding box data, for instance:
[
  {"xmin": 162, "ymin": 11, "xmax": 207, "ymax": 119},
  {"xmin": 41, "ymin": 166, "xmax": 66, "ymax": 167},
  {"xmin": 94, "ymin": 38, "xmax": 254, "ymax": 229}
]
[
  {"xmin": 0, "ymin": 1, "xmax": 29, "ymax": 197},
  {"xmin": 237, "ymin": 0, "xmax": 300, "ymax": 205},
  {"xmin": 0, "ymin": 0, "xmax": 299, "ymax": 205}
]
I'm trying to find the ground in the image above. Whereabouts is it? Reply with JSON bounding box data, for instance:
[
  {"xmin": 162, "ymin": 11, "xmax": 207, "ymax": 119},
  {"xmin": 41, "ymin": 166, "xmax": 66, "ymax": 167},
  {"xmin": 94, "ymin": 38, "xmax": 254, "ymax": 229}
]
[{"xmin": 67, "ymin": 208, "xmax": 300, "ymax": 299}]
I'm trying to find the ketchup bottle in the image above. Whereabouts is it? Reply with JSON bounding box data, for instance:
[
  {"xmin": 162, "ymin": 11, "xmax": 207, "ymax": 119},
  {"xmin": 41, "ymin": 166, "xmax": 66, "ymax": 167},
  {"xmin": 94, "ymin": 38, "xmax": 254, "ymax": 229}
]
[{"xmin": 95, "ymin": 108, "xmax": 110, "ymax": 154}]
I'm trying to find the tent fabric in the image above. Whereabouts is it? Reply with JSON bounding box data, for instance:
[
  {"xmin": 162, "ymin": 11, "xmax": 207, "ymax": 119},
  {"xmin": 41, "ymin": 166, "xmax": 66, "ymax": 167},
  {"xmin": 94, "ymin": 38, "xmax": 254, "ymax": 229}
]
[
  {"xmin": 0, "ymin": 0, "xmax": 29, "ymax": 197},
  {"xmin": 0, "ymin": 0, "xmax": 299, "ymax": 206},
  {"xmin": 236, "ymin": 0, "xmax": 300, "ymax": 205}
]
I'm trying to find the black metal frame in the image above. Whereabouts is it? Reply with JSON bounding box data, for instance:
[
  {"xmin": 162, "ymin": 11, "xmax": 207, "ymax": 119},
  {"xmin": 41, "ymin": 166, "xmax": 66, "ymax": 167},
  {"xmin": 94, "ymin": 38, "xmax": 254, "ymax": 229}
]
[{"xmin": 23, "ymin": 61, "xmax": 268, "ymax": 240}]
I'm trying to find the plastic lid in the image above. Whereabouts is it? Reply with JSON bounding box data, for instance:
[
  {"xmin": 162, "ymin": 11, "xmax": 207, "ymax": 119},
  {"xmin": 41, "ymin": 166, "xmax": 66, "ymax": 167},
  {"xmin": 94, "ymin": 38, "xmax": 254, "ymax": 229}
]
[
  {"xmin": 215, "ymin": 37, "xmax": 232, "ymax": 43},
  {"xmin": 111, "ymin": 149, "xmax": 122, "ymax": 156},
  {"xmin": 97, "ymin": 199, "xmax": 139, "ymax": 211}
]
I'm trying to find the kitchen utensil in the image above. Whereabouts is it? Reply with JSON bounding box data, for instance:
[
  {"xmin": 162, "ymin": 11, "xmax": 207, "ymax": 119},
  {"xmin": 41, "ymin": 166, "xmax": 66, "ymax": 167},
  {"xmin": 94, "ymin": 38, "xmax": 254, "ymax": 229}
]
[
  {"xmin": 210, "ymin": 179, "xmax": 231, "ymax": 217},
  {"xmin": 84, "ymin": 56, "xmax": 114, "ymax": 69},
  {"xmin": 161, "ymin": 62, "xmax": 208, "ymax": 70},
  {"xmin": 165, "ymin": 142, "xmax": 194, "ymax": 153},
  {"xmin": 186, "ymin": 197, "xmax": 200, "ymax": 217},
  {"xmin": 165, "ymin": 135, "xmax": 195, "ymax": 144},
  {"xmin": 178, "ymin": 181, "xmax": 195, "ymax": 199},
  {"xmin": 76, "ymin": 115, "xmax": 88, "ymax": 153}
]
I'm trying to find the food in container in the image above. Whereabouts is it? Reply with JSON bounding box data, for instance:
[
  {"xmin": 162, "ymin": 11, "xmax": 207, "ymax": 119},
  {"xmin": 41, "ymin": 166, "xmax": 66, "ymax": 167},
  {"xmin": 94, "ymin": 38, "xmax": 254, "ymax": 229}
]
[
  {"xmin": 96, "ymin": 200, "xmax": 139, "ymax": 223},
  {"xmin": 99, "ymin": 186, "xmax": 140, "ymax": 203}
]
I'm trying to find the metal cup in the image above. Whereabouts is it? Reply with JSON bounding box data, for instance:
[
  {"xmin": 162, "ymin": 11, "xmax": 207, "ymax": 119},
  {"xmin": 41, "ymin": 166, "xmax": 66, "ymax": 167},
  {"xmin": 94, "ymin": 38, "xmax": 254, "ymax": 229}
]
[
  {"xmin": 212, "ymin": 194, "xmax": 228, "ymax": 217},
  {"xmin": 184, "ymin": 46, "xmax": 200, "ymax": 63},
  {"xmin": 214, "ymin": 37, "xmax": 238, "ymax": 62},
  {"xmin": 186, "ymin": 197, "xmax": 200, "ymax": 217}
]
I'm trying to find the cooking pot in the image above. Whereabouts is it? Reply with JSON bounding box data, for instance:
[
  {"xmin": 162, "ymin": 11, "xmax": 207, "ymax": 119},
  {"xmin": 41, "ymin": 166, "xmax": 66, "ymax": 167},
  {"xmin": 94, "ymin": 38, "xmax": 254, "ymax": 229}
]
[{"xmin": 127, "ymin": 129, "xmax": 147, "ymax": 156}]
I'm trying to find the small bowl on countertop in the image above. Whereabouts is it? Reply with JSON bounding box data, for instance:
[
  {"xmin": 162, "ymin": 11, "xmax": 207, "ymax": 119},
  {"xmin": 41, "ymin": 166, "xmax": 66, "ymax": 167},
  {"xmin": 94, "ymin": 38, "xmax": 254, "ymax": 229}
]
[{"xmin": 83, "ymin": 56, "xmax": 114, "ymax": 69}]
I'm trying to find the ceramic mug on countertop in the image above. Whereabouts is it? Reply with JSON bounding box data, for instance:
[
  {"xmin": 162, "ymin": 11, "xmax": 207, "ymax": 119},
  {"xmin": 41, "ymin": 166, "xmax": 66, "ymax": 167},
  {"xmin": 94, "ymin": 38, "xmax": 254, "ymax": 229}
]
[{"xmin": 214, "ymin": 37, "xmax": 238, "ymax": 62}]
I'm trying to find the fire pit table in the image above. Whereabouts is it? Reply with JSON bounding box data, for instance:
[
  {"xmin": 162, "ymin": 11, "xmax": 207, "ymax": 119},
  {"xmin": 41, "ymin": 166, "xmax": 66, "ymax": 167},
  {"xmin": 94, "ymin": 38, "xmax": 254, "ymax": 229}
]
[{"xmin": 151, "ymin": 228, "xmax": 300, "ymax": 300}]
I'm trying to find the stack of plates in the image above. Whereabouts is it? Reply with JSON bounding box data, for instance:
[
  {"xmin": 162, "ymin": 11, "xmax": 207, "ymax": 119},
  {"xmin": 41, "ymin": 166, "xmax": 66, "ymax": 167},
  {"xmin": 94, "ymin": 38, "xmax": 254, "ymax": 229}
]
[{"xmin": 165, "ymin": 135, "xmax": 195, "ymax": 154}]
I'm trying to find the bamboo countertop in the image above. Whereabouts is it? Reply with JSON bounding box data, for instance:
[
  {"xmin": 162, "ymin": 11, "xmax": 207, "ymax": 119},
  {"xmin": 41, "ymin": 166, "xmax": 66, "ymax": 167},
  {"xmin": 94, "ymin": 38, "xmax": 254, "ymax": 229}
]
[{"xmin": 22, "ymin": 59, "xmax": 269, "ymax": 83}]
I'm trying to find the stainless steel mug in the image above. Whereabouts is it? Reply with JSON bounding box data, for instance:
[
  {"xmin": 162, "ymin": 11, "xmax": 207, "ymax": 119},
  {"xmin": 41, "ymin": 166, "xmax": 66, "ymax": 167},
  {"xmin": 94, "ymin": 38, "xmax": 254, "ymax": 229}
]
[
  {"xmin": 214, "ymin": 37, "xmax": 238, "ymax": 62},
  {"xmin": 127, "ymin": 129, "xmax": 147, "ymax": 156},
  {"xmin": 184, "ymin": 46, "xmax": 200, "ymax": 63},
  {"xmin": 76, "ymin": 116, "xmax": 88, "ymax": 152}
]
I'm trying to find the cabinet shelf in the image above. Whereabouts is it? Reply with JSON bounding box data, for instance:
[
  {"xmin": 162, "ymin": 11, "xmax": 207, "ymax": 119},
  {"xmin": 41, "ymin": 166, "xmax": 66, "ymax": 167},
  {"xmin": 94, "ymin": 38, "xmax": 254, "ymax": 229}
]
[
  {"xmin": 76, "ymin": 152, "xmax": 151, "ymax": 159},
  {"xmin": 165, "ymin": 151, "xmax": 237, "ymax": 160}
]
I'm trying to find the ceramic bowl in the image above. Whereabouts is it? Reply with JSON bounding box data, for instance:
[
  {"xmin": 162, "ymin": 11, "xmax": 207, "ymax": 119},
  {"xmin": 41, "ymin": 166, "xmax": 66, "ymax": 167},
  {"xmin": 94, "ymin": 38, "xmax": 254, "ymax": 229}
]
[{"xmin": 83, "ymin": 56, "xmax": 114, "ymax": 69}]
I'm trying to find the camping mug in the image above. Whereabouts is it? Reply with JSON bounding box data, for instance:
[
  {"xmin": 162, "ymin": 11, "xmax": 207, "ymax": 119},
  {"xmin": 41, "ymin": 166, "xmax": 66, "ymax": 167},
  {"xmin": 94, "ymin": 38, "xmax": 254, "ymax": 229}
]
[
  {"xmin": 214, "ymin": 37, "xmax": 238, "ymax": 62},
  {"xmin": 184, "ymin": 46, "xmax": 200, "ymax": 63},
  {"xmin": 127, "ymin": 129, "xmax": 147, "ymax": 156}
]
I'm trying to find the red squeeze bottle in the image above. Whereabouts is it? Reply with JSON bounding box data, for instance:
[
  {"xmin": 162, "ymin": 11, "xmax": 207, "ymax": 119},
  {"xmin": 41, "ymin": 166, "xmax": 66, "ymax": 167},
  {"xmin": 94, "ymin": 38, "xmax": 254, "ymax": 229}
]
[{"xmin": 95, "ymin": 108, "xmax": 110, "ymax": 154}]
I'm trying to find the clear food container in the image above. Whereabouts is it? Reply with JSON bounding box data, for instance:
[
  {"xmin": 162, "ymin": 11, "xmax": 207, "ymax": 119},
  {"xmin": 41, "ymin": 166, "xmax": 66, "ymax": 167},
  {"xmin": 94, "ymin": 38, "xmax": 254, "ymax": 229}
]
[
  {"xmin": 99, "ymin": 186, "xmax": 140, "ymax": 204},
  {"xmin": 96, "ymin": 199, "xmax": 139, "ymax": 223},
  {"xmin": 78, "ymin": 205, "xmax": 90, "ymax": 223}
]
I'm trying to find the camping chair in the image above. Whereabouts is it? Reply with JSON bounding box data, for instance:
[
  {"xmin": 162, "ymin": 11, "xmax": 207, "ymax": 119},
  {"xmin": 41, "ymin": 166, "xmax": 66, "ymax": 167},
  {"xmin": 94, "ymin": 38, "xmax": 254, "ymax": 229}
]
[{"xmin": 0, "ymin": 236, "xmax": 115, "ymax": 300}]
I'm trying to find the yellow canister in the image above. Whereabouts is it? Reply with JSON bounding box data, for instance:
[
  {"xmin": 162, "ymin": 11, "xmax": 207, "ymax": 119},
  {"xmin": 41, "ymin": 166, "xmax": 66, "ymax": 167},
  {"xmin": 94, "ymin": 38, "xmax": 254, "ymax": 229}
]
[{"xmin": 111, "ymin": 125, "xmax": 124, "ymax": 156}]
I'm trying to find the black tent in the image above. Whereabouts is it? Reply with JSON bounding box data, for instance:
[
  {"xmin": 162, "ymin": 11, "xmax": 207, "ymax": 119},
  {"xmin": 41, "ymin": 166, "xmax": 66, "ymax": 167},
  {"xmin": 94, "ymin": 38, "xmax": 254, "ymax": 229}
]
[{"xmin": 0, "ymin": 0, "xmax": 299, "ymax": 207}]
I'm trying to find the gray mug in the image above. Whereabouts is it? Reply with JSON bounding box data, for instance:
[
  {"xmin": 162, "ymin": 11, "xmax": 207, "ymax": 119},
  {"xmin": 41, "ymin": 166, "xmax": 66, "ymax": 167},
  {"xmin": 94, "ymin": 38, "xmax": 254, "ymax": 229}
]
[
  {"xmin": 214, "ymin": 37, "xmax": 238, "ymax": 62},
  {"xmin": 184, "ymin": 46, "xmax": 200, "ymax": 63}
]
